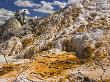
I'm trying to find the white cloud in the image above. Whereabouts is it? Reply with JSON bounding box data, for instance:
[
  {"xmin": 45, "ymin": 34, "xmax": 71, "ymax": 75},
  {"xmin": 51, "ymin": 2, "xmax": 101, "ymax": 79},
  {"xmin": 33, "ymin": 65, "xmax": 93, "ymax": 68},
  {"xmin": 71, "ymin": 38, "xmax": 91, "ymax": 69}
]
[
  {"xmin": 41, "ymin": 1, "xmax": 54, "ymax": 10},
  {"xmin": 14, "ymin": 0, "xmax": 82, "ymax": 16},
  {"xmin": 0, "ymin": 8, "xmax": 31, "ymax": 25},
  {"xmin": 68, "ymin": 0, "xmax": 82, "ymax": 4},
  {"xmin": 32, "ymin": 3, "xmax": 41, "ymax": 8},
  {"xmin": 52, "ymin": 1, "xmax": 67, "ymax": 8},
  {"xmin": 14, "ymin": 0, "xmax": 33, "ymax": 7},
  {"xmin": 33, "ymin": 1, "xmax": 55, "ymax": 14},
  {"xmin": 14, "ymin": 0, "xmax": 54, "ymax": 14},
  {"xmin": 33, "ymin": 9, "xmax": 55, "ymax": 14},
  {"xmin": 0, "ymin": 8, "xmax": 14, "ymax": 25},
  {"xmin": 68, "ymin": 0, "xmax": 76, "ymax": 3}
]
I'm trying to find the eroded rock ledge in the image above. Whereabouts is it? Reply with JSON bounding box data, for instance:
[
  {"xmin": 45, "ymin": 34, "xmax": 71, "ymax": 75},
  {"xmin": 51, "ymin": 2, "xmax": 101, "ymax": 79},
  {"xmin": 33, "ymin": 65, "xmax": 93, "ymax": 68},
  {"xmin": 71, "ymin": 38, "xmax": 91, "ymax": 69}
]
[{"xmin": 0, "ymin": 0, "xmax": 110, "ymax": 82}]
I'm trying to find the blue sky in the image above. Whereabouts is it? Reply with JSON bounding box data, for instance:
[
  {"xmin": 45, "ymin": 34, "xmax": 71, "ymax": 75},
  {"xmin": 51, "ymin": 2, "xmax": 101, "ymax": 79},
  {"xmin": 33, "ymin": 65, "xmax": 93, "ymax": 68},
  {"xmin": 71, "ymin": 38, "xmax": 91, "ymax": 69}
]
[
  {"xmin": 0, "ymin": 0, "xmax": 70, "ymax": 17},
  {"xmin": 0, "ymin": 0, "xmax": 75, "ymax": 24}
]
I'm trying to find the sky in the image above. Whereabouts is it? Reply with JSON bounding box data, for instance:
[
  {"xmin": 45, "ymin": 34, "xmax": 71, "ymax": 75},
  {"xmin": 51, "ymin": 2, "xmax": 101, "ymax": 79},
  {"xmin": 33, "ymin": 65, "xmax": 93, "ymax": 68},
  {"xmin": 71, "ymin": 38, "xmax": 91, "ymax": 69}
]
[
  {"xmin": 0, "ymin": 0, "xmax": 72, "ymax": 17},
  {"xmin": 0, "ymin": 0, "xmax": 76, "ymax": 24},
  {"xmin": 0, "ymin": 0, "xmax": 109, "ymax": 25}
]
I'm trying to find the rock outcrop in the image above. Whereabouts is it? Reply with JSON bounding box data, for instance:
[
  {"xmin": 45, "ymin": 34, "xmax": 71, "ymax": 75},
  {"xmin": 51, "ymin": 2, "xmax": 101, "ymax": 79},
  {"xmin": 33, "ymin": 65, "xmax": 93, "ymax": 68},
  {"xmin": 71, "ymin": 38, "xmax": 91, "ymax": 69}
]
[
  {"xmin": 0, "ymin": 0, "xmax": 110, "ymax": 82},
  {"xmin": 0, "ymin": 18, "xmax": 33, "ymax": 43},
  {"xmin": 0, "ymin": 37, "xmax": 22, "ymax": 56}
]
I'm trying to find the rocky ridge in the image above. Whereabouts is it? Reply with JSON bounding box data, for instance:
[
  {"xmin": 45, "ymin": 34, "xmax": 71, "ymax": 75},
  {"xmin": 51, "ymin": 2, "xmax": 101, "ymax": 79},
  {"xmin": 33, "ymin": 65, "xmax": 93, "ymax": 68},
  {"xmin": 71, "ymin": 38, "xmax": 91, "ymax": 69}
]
[{"xmin": 0, "ymin": 0, "xmax": 110, "ymax": 82}]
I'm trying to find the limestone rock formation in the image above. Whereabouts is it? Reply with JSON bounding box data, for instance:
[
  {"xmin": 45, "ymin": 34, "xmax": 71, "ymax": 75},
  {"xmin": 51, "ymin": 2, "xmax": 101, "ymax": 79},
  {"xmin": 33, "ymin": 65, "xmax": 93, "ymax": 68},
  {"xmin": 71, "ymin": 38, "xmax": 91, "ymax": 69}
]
[
  {"xmin": 0, "ymin": 0, "xmax": 110, "ymax": 82},
  {"xmin": 0, "ymin": 37, "xmax": 22, "ymax": 56},
  {"xmin": 0, "ymin": 18, "xmax": 21, "ymax": 42},
  {"xmin": 4, "ymin": 17, "xmax": 21, "ymax": 31},
  {"xmin": 0, "ymin": 18, "xmax": 33, "ymax": 43}
]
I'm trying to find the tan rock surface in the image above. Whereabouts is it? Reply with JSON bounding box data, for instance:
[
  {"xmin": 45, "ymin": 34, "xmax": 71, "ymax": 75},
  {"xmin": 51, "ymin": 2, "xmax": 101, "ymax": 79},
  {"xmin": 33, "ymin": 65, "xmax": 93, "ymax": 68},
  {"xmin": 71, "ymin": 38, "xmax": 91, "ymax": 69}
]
[{"xmin": 0, "ymin": 0, "xmax": 110, "ymax": 82}]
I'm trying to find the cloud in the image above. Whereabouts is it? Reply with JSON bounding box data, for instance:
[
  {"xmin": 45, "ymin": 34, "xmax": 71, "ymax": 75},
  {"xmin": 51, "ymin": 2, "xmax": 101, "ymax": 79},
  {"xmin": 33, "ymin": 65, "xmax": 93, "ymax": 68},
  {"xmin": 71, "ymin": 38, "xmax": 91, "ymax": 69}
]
[
  {"xmin": 68, "ymin": 0, "xmax": 82, "ymax": 4},
  {"xmin": 0, "ymin": 8, "xmax": 14, "ymax": 25},
  {"xmin": 41, "ymin": 1, "xmax": 54, "ymax": 10},
  {"xmin": 14, "ymin": 0, "xmax": 33, "ymax": 7},
  {"xmin": 68, "ymin": 0, "xmax": 76, "ymax": 3},
  {"xmin": 14, "ymin": 0, "xmax": 54, "ymax": 14},
  {"xmin": 52, "ymin": 0, "xmax": 81, "ymax": 8},
  {"xmin": 52, "ymin": 1, "xmax": 67, "ymax": 8},
  {"xmin": 14, "ymin": 0, "xmax": 42, "ymax": 8},
  {"xmin": 32, "ymin": 3, "xmax": 41, "ymax": 8},
  {"xmin": 33, "ymin": 9, "xmax": 55, "ymax": 14},
  {"xmin": 33, "ymin": 1, "xmax": 55, "ymax": 14},
  {"xmin": 14, "ymin": 0, "xmax": 80, "ymax": 16},
  {"xmin": 0, "ymin": 8, "xmax": 30, "ymax": 25}
]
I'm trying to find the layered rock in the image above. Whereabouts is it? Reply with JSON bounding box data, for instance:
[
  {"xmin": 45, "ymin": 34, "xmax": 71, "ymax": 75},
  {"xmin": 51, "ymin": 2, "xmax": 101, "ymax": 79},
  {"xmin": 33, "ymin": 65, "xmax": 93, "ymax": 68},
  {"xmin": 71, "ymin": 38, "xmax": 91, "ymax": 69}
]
[
  {"xmin": 0, "ymin": 0, "xmax": 110, "ymax": 82},
  {"xmin": 0, "ymin": 37, "xmax": 22, "ymax": 56},
  {"xmin": 0, "ymin": 18, "xmax": 33, "ymax": 43},
  {"xmin": 0, "ymin": 0, "xmax": 110, "ymax": 58}
]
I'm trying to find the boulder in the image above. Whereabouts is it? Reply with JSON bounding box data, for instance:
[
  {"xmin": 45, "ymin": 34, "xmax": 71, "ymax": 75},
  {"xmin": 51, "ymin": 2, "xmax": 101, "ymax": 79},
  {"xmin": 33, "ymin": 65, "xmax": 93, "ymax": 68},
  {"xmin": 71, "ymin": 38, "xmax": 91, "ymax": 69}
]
[
  {"xmin": 67, "ymin": 72, "xmax": 96, "ymax": 82},
  {"xmin": 4, "ymin": 17, "xmax": 21, "ymax": 32},
  {"xmin": 80, "ymin": 42, "xmax": 96, "ymax": 59},
  {"xmin": 0, "ymin": 37, "xmax": 22, "ymax": 56},
  {"xmin": 93, "ymin": 47, "xmax": 109, "ymax": 60},
  {"xmin": 1, "ymin": 18, "xmax": 22, "ymax": 41}
]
